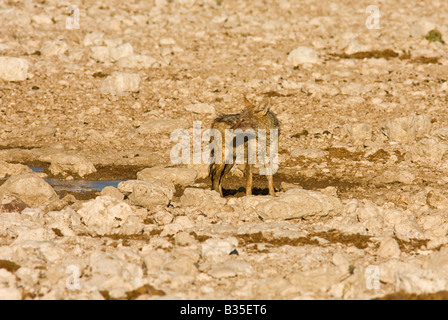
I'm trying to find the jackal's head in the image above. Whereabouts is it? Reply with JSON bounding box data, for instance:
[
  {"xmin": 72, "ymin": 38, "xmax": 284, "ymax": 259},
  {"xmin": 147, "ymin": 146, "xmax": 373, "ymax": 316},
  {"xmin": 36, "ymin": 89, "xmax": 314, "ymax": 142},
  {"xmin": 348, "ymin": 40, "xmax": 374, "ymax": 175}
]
[{"xmin": 232, "ymin": 97, "xmax": 271, "ymax": 131}]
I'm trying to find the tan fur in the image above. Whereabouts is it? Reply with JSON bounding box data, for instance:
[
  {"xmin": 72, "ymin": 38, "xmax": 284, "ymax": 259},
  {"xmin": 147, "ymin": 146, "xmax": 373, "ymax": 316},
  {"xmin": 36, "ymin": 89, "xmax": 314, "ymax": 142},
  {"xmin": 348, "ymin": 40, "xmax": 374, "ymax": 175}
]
[{"xmin": 209, "ymin": 97, "xmax": 280, "ymax": 197}]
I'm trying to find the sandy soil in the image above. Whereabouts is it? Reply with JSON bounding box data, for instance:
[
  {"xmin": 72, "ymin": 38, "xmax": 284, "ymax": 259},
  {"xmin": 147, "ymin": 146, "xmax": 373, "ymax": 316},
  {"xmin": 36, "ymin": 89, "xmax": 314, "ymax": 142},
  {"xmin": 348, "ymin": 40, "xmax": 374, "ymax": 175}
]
[{"xmin": 1, "ymin": 0, "xmax": 448, "ymax": 300}]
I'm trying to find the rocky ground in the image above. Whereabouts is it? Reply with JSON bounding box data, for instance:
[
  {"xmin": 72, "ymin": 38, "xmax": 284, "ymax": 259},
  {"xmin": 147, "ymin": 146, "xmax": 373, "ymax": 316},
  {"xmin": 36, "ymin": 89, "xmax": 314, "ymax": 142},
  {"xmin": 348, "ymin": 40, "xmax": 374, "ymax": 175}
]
[{"xmin": 1, "ymin": 0, "xmax": 448, "ymax": 300}]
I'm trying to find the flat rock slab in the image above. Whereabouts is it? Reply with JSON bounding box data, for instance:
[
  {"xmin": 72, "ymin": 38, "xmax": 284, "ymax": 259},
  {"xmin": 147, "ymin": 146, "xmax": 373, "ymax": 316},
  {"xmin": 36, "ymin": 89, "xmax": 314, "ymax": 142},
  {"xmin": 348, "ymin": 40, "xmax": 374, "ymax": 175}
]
[{"xmin": 255, "ymin": 188, "xmax": 343, "ymax": 220}]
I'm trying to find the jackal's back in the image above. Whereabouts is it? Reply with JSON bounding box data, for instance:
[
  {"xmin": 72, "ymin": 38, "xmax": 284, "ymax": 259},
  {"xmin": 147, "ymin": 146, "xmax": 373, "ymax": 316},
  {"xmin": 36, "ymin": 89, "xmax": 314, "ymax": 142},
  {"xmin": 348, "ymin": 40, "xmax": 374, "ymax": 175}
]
[
  {"xmin": 212, "ymin": 111, "xmax": 280, "ymax": 132},
  {"xmin": 211, "ymin": 114, "xmax": 240, "ymax": 131}
]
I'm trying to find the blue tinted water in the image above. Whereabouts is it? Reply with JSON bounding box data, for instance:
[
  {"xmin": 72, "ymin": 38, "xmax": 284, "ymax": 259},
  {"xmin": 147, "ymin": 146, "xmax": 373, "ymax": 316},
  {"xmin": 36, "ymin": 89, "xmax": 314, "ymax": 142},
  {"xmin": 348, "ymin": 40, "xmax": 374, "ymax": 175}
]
[
  {"xmin": 45, "ymin": 179, "xmax": 126, "ymax": 193},
  {"xmin": 29, "ymin": 166, "xmax": 124, "ymax": 193}
]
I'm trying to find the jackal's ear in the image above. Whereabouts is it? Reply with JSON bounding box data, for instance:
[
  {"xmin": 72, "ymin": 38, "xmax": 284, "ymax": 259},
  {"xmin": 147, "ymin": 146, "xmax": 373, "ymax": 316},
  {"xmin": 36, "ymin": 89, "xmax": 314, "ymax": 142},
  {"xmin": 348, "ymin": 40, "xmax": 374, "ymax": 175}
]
[
  {"xmin": 257, "ymin": 97, "xmax": 271, "ymax": 115},
  {"xmin": 243, "ymin": 96, "xmax": 253, "ymax": 109}
]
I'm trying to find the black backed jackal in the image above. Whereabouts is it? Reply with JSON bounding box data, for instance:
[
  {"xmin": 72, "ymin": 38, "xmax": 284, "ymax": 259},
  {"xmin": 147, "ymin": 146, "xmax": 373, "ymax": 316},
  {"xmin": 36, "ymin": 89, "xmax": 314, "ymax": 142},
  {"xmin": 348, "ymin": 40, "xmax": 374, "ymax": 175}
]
[{"xmin": 209, "ymin": 97, "xmax": 280, "ymax": 197}]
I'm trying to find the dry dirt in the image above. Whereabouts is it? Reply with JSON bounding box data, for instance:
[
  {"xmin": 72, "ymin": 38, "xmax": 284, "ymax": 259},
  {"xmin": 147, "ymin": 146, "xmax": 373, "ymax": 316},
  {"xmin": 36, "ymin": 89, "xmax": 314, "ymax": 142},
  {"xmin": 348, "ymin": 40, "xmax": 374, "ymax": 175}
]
[{"xmin": 1, "ymin": 0, "xmax": 448, "ymax": 300}]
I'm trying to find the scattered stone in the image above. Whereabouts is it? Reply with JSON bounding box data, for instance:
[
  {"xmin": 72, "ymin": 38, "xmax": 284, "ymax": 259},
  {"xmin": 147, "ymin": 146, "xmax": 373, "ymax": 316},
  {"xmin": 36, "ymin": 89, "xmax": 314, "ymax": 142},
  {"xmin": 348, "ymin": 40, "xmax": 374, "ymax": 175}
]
[
  {"xmin": 432, "ymin": 127, "xmax": 448, "ymax": 141},
  {"xmin": 428, "ymin": 246, "xmax": 448, "ymax": 272},
  {"xmin": 441, "ymin": 82, "xmax": 448, "ymax": 93},
  {"xmin": 0, "ymin": 194, "xmax": 28, "ymax": 213},
  {"xmin": 406, "ymin": 138, "xmax": 448, "ymax": 165},
  {"xmin": 426, "ymin": 190, "xmax": 448, "ymax": 209},
  {"xmin": 153, "ymin": 210, "xmax": 174, "ymax": 225},
  {"xmin": 83, "ymin": 32, "xmax": 105, "ymax": 47},
  {"xmin": 410, "ymin": 47, "xmax": 441, "ymax": 61},
  {"xmin": 86, "ymin": 251, "xmax": 144, "ymax": 298},
  {"xmin": 319, "ymin": 186, "xmax": 338, "ymax": 197},
  {"xmin": 344, "ymin": 38, "xmax": 371, "ymax": 55},
  {"xmin": 120, "ymin": 216, "xmax": 146, "ymax": 237},
  {"xmin": 281, "ymin": 80, "xmax": 305, "ymax": 90},
  {"xmin": 342, "ymin": 123, "xmax": 372, "ymax": 143},
  {"xmin": 419, "ymin": 215, "xmax": 447, "ymax": 237},
  {"xmin": 0, "ymin": 57, "xmax": 29, "ymax": 81},
  {"xmin": 89, "ymin": 46, "xmax": 110, "ymax": 63},
  {"xmin": 159, "ymin": 37, "xmax": 176, "ymax": 46},
  {"xmin": 47, "ymin": 154, "xmax": 97, "ymax": 178},
  {"xmin": 287, "ymin": 46, "xmax": 319, "ymax": 66},
  {"xmin": 394, "ymin": 219, "xmax": 423, "ymax": 239},
  {"xmin": 128, "ymin": 179, "xmax": 175, "ymax": 209},
  {"xmin": 227, "ymin": 196, "xmax": 277, "ymax": 221},
  {"xmin": 352, "ymin": 201, "xmax": 382, "ymax": 226},
  {"xmin": 280, "ymin": 182, "xmax": 302, "ymax": 192},
  {"xmin": 163, "ymin": 255, "xmax": 198, "ymax": 276},
  {"xmin": 0, "ymin": 161, "xmax": 32, "ymax": 179},
  {"xmin": 0, "ymin": 173, "xmax": 58, "ymax": 208},
  {"xmin": 208, "ymin": 260, "xmax": 253, "ymax": 279},
  {"xmin": 376, "ymin": 169, "xmax": 415, "ymax": 185},
  {"xmin": 32, "ymin": 126, "xmax": 57, "ymax": 137},
  {"xmin": 117, "ymin": 55, "xmax": 160, "ymax": 69},
  {"xmin": 300, "ymin": 83, "xmax": 340, "ymax": 97},
  {"xmin": 0, "ymin": 287, "xmax": 21, "ymax": 300},
  {"xmin": 377, "ymin": 237, "xmax": 401, "ymax": 259},
  {"xmin": 77, "ymin": 196, "xmax": 135, "ymax": 236},
  {"xmin": 109, "ymin": 43, "xmax": 134, "ymax": 62},
  {"xmin": 381, "ymin": 208, "xmax": 409, "ymax": 226},
  {"xmin": 173, "ymin": 216, "xmax": 194, "ymax": 229},
  {"xmin": 31, "ymin": 14, "xmax": 53, "ymax": 25},
  {"xmin": 137, "ymin": 166, "xmax": 197, "ymax": 187},
  {"xmin": 255, "ymin": 188, "xmax": 343, "ymax": 220},
  {"xmin": 331, "ymin": 252, "xmax": 349, "ymax": 270},
  {"xmin": 180, "ymin": 188, "xmax": 227, "ymax": 217},
  {"xmin": 160, "ymin": 46, "xmax": 173, "ymax": 57},
  {"xmin": 382, "ymin": 114, "xmax": 432, "ymax": 144},
  {"xmin": 395, "ymin": 269, "xmax": 446, "ymax": 295},
  {"xmin": 411, "ymin": 19, "xmax": 437, "ymax": 38},
  {"xmin": 201, "ymin": 237, "xmax": 238, "ymax": 263},
  {"xmin": 159, "ymin": 220, "xmax": 182, "ymax": 236},
  {"xmin": 117, "ymin": 180, "xmax": 139, "ymax": 194},
  {"xmin": 344, "ymin": 96, "xmax": 365, "ymax": 105},
  {"xmin": 140, "ymin": 249, "xmax": 167, "ymax": 272},
  {"xmin": 39, "ymin": 39, "xmax": 68, "ymax": 56},
  {"xmin": 104, "ymin": 39, "xmax": 122, "ymax": 48},
  {"xmin": 287, "ymin": 266, "xmax": 341, "ymax": 295},
  {"xmin": 188, "ymin": 164, "xmax": 209, "ymax": 180},
  {"xmin": 100, "ymin": 186, "xmax": 125, "ymax": 201},
  {"xmin": 0, "ymin": 269, "xmax": 21, "ymax": 300},
  {"xmin": 207, "ymin": 265, "xmax": 236, "ymax": 278},
  {"xmin": 99, "ymin": 72, "xmax": 140, "ymax": 94},
  {"xmin": 174, "ymin": 232, "xmax": 197, "ymax": 246}
]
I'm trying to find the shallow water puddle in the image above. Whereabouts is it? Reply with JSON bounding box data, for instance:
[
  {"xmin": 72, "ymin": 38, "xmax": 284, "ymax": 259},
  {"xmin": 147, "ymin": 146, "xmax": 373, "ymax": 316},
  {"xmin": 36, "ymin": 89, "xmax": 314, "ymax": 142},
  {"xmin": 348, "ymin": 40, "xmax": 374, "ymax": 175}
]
[
  {"xmin": 28, "ymin": 167, "xmax": 125, "ymax": 193},
  {"xmin": 45, "ymin": 178, "xmax": 126, "ymax": 193}
]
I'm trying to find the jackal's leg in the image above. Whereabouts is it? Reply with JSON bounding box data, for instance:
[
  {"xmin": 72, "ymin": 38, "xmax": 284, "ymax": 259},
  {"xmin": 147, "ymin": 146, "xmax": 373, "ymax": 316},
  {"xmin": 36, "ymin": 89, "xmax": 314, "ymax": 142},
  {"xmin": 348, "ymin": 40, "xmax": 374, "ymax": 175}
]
[
  {"xmin": 245, "ymin": 163, "xmax": 253, "ymax": 196},
  {"xmin": 220, "ymin": 163, "xmax": 234, "ymax": 196},
  {"xmin": 267, "ymin": 173, "xmax": 275, "ymax": 196},
  {"xmin": 210, "ymin": 163, "xmax": 225, "ymax": 196},
  {"xmin": 261, "ymin": 161, "xmax": 276, "ymax": 196},
  {"xmin": 210, "ymin": 163, "xmax": 234, "ymax": 197}
]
